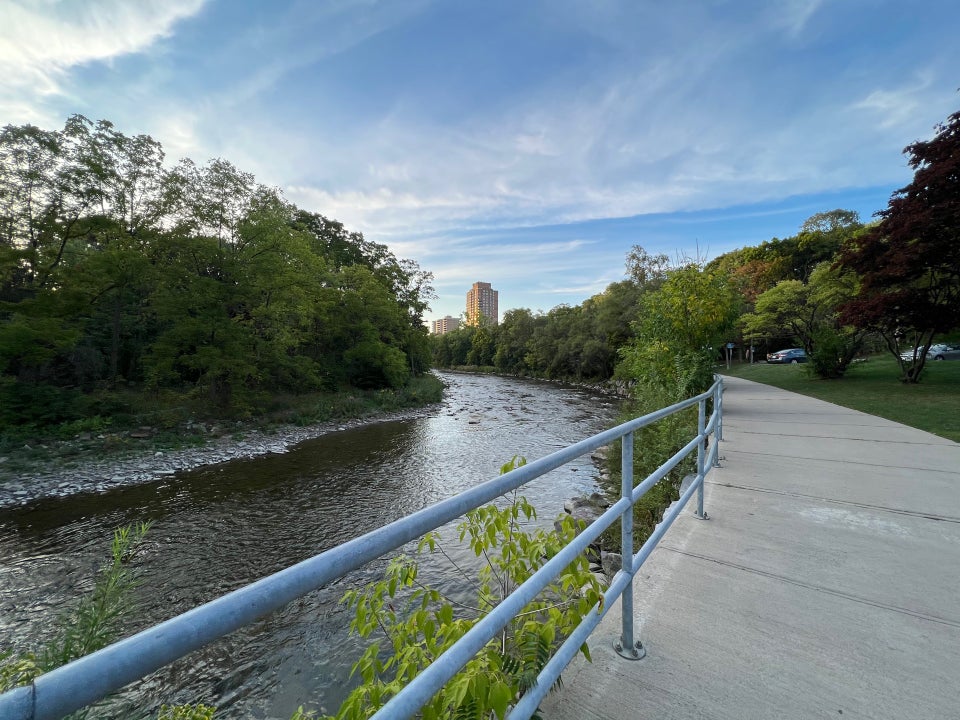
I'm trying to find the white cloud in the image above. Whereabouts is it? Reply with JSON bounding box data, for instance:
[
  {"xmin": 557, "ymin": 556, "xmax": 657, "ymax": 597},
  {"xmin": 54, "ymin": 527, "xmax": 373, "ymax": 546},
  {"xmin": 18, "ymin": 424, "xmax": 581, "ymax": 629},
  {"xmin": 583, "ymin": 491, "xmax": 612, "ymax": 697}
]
[
  {"xmin": 851, "ymin": 73, "xmax": 934, "ymax": 130},
  {"xmin": 285, "ymin": 183, "xmax": 505, "ymax": 239},
  {"xmin": 0, "ymin": 0, "xmax": 206, "ymax": 123}
]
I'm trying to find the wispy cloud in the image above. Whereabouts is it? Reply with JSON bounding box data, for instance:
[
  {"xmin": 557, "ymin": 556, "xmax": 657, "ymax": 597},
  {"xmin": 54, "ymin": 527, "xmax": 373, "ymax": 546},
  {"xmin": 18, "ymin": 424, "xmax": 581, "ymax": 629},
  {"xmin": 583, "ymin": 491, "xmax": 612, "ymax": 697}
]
[
  {"xmin": 773, "ymin": 0, "xmax": 826, "ymax": 37},
  {"xmin": 0, "ymin": 0, "xmax": 206, "ymax": 123},
  {"xmin": 851, "ymin": 72, "xmax": 935, "ymax": 130}
]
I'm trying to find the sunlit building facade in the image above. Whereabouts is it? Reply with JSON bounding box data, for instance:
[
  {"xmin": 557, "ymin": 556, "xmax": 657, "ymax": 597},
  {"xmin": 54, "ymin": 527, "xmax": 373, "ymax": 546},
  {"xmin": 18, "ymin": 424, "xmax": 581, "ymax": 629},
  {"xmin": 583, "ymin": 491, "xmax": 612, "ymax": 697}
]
[
  {"xmin": 466, "ymin": 281, "xmax": 498, "ymax": 326},
  {"xmin": 431, "ymin": 316, "xmax": 461, "ymax": 335}
]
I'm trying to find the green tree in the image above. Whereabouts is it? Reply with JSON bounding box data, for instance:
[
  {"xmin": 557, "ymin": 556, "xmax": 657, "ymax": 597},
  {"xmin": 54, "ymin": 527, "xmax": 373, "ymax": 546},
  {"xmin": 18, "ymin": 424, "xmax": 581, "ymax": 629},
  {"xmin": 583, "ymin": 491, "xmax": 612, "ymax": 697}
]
[
  {"xmin": 430, "ymin": 325, "xmax": 476, "ymax": 368},
  {"xmin": 493, "ymin": 308, "xmax": 538, "ymax": 373},
  {"xmin": 741, "ymin": 263, "xmax": 868, "ymax": 378},
  {"xmin": 466, "ymin": 323, "xmax": 495, "ymax": 367},
  {"xmin": 526, "ymin": 305, "xmax": 578, "ymax": 378},
  {"xmin": 618, "ymin": 261, "xmax": 739, "ymax": 397},
  {"xmin": 708, "ymin": 210, "xmax": 861, "ymax": 300},
  {"xmin": 624, "ymin": 245, "xmax": 670, "ymax": 288},
  {"xmin": 296, "ymin": 209, "xmax": 434, "ymax": 381},
  {"xmin": 0, "ymin": 114, "xmax": 436, "ymax": 433}
]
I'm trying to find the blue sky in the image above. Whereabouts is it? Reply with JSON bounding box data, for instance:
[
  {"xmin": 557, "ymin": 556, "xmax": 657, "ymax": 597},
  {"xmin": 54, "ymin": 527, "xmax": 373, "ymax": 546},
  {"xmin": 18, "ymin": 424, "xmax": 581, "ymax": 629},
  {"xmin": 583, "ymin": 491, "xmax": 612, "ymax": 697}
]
[{"xmin": 2, "ymin": 1, "xmax": 959, "ymax": 322}]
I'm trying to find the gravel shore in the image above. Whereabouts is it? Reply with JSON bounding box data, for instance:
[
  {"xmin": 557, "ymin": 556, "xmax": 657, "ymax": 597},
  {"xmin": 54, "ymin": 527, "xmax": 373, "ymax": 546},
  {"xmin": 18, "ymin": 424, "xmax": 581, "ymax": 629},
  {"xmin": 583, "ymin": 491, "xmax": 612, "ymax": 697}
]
[{"xmin": 0, "ymin": 406, "xmax": 437, "ymax": 510}]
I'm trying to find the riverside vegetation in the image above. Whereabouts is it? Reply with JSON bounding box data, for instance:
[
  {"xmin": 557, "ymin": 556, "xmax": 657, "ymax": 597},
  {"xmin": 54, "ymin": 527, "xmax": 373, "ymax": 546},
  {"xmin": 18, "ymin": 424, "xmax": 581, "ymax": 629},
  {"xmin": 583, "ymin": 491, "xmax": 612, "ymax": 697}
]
[
  {"xmin": 0, "ymin": 374, "xmax": 444, "ymax": 484},
  {"xmin": 0, "ymin": 523, "xmax": 152, "ymax": 711},
  {"xmin": 0, "ymin": 116, "xmax": 436, "ymax": 473}
]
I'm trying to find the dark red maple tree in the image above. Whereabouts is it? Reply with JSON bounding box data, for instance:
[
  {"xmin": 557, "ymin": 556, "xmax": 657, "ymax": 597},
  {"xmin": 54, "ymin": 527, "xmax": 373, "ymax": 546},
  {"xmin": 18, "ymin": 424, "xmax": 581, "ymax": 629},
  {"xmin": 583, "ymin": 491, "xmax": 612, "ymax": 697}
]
[{"xmin": 838, "ymin": 107, "xmax": 960, "ymax": 382}]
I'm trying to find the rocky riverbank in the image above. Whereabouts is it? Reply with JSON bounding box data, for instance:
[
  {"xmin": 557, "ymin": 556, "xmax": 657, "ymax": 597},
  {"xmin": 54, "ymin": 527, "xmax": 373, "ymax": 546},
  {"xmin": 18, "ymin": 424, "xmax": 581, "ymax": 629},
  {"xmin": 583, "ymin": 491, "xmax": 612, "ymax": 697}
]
[{"xmin": 0, "ymin": 405, "xmax": 439, "ymax": 510}]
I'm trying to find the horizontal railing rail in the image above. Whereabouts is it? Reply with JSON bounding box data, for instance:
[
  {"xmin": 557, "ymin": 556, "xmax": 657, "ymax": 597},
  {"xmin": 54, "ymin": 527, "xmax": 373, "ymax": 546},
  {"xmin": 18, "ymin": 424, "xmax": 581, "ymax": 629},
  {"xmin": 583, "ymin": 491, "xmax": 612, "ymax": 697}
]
[{"xmin": 0, "ymin": 377, "xmax": 723, "ymax": 720}]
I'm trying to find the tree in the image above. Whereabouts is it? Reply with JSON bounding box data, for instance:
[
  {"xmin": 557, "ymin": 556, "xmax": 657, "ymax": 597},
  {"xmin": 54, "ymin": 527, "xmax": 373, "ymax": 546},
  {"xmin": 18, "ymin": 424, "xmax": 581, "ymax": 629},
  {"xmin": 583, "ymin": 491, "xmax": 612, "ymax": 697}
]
[
  {"xmin": 799, "ymin": 209, "xmax": 860, "ymax": 235},
  {"xmin": 837, "ymin": 108, "xmax": 960, "ymax": 382},
  {"xmin": 295, "ymin": 209, "xmax": 434, "ymax": 380},
  {"xmin": 618, "ymin": 261, "xmax": 739, "ymax": 397},
  {"xmin": 708, "ymin": 210, "xmax": 862, "ymax": 303},
  {"xmin": 740, "ymin": 263, "xmax": 868, "ymax": 378},
  {"xmin": 164, "ymin": 158, "xmax": 256, "ymax": 246},
  {"xmin": 625, "ymin": 245, "xmax": 670, "ymax": 288},
  {"xmin": 466, "ymin": 323, "xmax": 495, "ymax": 367},
  {"xmin": 493, "ymin": 308, "xmax": 538, "ymax": 373},
  {"xmin": 526, "ymin": 305, "xmax": 580, "ymax": 379},
  {"xmin": 0, "ymin": 114, "xmax": 436, "ymax": 430}
]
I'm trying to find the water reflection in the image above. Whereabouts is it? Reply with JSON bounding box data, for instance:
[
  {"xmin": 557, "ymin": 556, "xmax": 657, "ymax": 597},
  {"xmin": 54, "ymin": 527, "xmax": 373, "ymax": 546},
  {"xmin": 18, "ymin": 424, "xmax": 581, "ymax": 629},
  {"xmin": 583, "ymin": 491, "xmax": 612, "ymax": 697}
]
[{"xmin": 0, "ymin": 372, "xmax": 618, "ymax": 718}]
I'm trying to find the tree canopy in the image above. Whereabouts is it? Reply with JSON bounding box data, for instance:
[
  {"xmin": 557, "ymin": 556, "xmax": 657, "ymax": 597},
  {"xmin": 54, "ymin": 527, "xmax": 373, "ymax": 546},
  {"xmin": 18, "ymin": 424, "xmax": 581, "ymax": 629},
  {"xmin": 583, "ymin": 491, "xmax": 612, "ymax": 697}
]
[
  {"xmin": 740, "ymin": 263, "xmax": 868, "ymax": 377},
  {"xmin": 0, "ymin": 115, "xmax": 433, "ymax": 429},
  {"xmin": 837, "ymin": 107, "xmax": 960, "ymax": 381}
]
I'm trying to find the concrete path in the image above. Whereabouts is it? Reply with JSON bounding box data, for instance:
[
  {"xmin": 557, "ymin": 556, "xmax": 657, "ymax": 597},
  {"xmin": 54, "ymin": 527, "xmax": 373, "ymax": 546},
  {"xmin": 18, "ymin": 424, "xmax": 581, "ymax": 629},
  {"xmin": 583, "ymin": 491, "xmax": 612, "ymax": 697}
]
[{"xmin": 541, "ymin": 375, "xmax": 960, "ymax": 720}]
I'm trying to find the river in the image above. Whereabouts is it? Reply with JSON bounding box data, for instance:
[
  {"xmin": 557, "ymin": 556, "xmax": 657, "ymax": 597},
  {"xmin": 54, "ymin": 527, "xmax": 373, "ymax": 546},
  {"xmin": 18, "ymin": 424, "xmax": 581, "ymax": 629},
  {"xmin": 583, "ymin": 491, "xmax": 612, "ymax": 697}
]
[{"xmin": 0, "ymin": 372, "xmax": 619, "ymax": 718}]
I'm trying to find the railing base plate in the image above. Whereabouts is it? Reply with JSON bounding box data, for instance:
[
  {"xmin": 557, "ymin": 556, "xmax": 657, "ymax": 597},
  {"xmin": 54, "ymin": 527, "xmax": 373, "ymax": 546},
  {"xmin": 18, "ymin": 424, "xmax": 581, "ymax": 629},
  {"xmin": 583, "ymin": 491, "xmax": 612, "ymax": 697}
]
[{"xmin": 613, "ymin": 639, "xmax": 646, "ymax": 660}]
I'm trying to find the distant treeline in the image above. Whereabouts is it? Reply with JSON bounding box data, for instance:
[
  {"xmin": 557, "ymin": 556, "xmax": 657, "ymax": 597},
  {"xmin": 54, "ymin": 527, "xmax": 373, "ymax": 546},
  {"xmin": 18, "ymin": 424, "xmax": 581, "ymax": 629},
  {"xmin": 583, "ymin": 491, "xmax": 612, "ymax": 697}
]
[
  {"xmin": 0, "ymin": 116, "xmax": 433, "ymax": 432},
  {"xmin": 431, "ymin": 213, "xmax": 857, "ymax": 383},
  {"xmin": 431, "ymin": 282, "xmax": 642, "ymax": 381}
]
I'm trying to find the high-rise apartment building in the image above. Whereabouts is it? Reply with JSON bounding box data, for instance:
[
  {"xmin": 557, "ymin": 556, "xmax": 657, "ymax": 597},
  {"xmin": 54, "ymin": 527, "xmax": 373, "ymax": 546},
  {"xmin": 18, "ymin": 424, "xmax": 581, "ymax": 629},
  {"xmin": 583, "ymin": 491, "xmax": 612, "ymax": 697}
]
[
  {"xmin": 431, "ymin": 316, "xmax": 461, "ymax": 335},
  {"xmin": 466, "ymin": 281, "xmax": 498, "ymax": 326}
]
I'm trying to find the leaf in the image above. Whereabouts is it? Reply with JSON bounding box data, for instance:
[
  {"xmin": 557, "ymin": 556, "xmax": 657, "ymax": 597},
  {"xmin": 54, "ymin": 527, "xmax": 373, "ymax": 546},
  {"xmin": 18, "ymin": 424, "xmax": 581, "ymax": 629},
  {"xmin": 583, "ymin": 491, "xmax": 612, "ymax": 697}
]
[
  {"xmin": 580, "ymin": 642, "xmax": 592, "ymax": 662},
  {"xmin": 488, "ymin": 681, "xmax": 513, "ymax": 720},
  {"xmin": 437, "ymin": 603, "xmax": 454, "ymax": 626}
]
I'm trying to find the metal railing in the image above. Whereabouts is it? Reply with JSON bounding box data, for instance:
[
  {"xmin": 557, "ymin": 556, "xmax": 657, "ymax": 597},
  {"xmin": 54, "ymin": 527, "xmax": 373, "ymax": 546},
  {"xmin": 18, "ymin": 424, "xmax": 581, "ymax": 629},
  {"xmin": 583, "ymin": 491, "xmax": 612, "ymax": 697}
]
[{"xmin": 0, "ymin": 378, "xmax": 723, "ymax": 720}]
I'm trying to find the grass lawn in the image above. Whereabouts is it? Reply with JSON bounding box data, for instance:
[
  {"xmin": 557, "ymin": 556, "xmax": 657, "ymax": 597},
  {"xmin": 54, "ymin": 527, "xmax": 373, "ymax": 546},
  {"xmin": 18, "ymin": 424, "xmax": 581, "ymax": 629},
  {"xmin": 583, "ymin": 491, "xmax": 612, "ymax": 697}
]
[{"xmin": 720, "ymin": 355, "xmax": 960, "ymax": 443}]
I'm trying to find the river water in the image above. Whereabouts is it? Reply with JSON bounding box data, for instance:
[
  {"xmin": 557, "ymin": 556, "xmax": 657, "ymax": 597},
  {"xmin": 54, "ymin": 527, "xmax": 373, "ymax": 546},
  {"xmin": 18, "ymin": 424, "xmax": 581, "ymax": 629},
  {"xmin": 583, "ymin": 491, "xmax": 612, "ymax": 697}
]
[{"xmin": 0, "ymin": 372, "xmax": 619, "ymax": 718}]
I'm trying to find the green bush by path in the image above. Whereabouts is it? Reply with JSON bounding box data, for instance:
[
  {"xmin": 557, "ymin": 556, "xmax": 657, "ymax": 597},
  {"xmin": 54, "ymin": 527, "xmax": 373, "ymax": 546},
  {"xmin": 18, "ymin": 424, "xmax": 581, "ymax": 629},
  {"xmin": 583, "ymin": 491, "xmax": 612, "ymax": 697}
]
[{"xmin": 721, "ymin": 356, "xmax": 960, "ymax": 442}]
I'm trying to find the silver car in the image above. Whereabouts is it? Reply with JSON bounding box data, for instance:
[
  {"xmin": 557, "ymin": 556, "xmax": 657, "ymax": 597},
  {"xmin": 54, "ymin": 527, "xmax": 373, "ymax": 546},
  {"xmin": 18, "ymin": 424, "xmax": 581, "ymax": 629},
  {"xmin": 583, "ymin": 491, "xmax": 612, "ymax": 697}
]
[
  {"xmin": 927, "ymin": 343, "xmax": 960, "ymax": 361},
  {"xmin": 900, "ymin": 343, "xmax": 960, "ymax": 361}
]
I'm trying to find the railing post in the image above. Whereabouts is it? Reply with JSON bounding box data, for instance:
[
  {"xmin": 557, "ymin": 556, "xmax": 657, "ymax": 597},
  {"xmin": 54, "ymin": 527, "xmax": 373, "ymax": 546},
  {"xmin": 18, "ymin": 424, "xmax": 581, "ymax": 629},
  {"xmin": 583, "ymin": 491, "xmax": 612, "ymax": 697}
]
[
  {"xmin": 615, "ymin": 431, "xmax": 645, "ymax": 660},
  {"xmin": 716, "ymin": 379, "xmax": 724, "ymax": 443},
  {"xmin": 695, "ymin": 398, "xmax": 708, "ymax": 519}
]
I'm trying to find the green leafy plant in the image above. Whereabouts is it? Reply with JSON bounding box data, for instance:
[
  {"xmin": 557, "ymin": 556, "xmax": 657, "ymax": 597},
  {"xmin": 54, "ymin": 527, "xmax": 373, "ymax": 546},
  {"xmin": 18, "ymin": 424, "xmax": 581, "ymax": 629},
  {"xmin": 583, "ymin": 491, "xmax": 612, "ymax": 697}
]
[
  {"xmin": 0, "ymin": 650, "xmax": 42, "ymax": 691},
  {"xmin": 325, "ymin": 457, "xmax": 604, "ymax": 720},
  {"xmin": 157, "ymin": 705, "xmax": 217, "ymax": 720},
  {"xmin": 0, "ymin": 522, "xmax": 152, "ymax": 720},
  {"xmin": 43, "ymin": 522, "xmax": 152, "ymax": 670}
]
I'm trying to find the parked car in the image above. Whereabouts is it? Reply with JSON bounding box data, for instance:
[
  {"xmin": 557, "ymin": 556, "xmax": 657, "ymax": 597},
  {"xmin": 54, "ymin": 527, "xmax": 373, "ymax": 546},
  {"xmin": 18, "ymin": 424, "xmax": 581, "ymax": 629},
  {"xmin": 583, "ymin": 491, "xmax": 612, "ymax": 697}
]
[
  {"xmin": 928, "ymin": 343, "xmax": 960, "ymax": 361},
  {"xmin": 899, "ymin": 343, "xmax": 960, "ymax": 361},
  {"xmin": 766, "ymin": 348, "xmax": 807, "ymax": 364}
]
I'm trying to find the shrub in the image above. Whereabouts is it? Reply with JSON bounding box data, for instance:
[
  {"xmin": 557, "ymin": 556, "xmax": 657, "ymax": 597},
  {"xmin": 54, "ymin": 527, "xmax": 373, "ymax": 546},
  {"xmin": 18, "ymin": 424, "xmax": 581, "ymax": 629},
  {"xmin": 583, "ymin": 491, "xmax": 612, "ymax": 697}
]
[{"xmin": 325, "ymin": 459, "xmax": 604, "ymax": 720}]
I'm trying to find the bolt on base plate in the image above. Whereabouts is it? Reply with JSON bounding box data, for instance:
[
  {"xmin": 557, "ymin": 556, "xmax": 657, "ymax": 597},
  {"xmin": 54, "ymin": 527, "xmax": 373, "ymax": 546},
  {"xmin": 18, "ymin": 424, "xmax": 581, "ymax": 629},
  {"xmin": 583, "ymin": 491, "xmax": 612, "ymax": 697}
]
[{"xmin": 613, "ymin": 638, "xmax": 646, "ymax": 660}]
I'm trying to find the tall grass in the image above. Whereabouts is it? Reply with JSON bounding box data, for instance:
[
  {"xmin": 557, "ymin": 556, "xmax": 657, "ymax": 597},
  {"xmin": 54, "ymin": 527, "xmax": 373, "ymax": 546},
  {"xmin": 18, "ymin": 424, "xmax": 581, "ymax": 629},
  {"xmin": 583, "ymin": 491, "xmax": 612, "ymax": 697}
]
[{"xmin": 0, "ymin": 523, "xmax": 151, "ymax": 701}]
